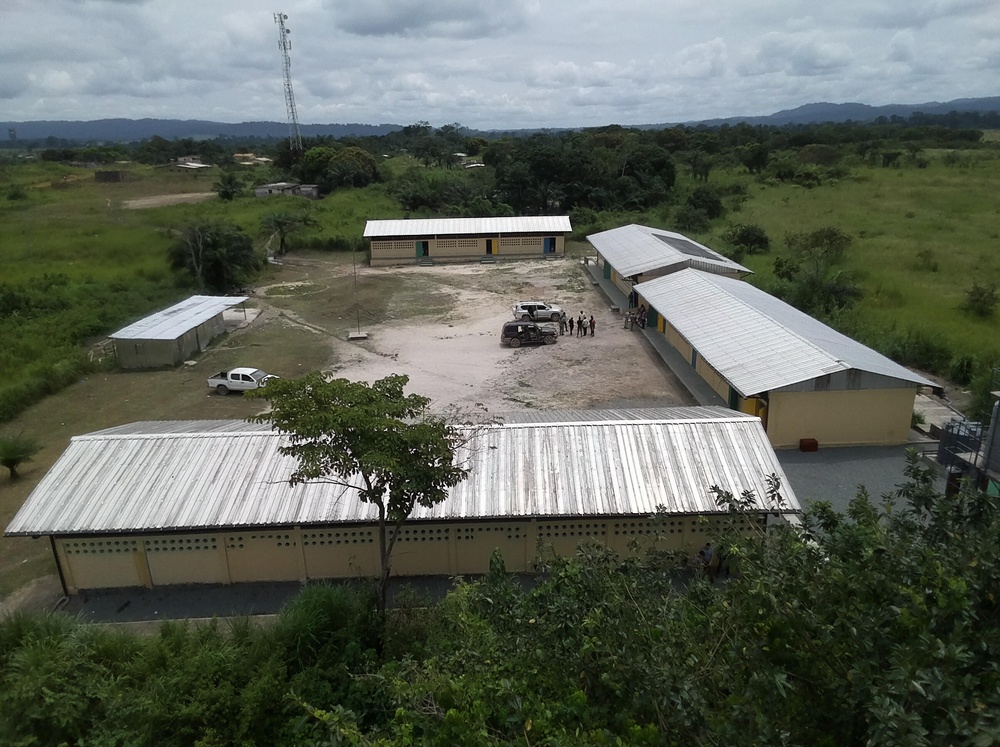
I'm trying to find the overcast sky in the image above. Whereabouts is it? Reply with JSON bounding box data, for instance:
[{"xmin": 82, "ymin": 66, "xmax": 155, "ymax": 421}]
[{"xmin": 3, "ymin": 0, "xmax": 999, "ymax": 129}]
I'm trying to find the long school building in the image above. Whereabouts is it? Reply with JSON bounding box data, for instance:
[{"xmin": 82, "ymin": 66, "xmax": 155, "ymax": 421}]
[
  {"xmin": 633, "ymin": 269, "xmax": 936, "ymax": 448},
  {"xmin": 588, "ymin": 224, "xmax": 750, "ymax": 324},
  {"xmin": 6, "ymin": 410, "xmax": 800, "ymax": 594},
  {"xmin": 364, "ymin": 216, "xmax": 572, "ymax": 266}
]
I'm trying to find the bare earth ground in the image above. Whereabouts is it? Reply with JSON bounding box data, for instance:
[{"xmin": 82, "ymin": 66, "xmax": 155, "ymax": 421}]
[
  {"xmin": 0, "ymin": 254, "xmax": 693, "ymax": 612},
  {"xmin": 121, "ymin": 192, "xmax": 216, "ymax": 209}
]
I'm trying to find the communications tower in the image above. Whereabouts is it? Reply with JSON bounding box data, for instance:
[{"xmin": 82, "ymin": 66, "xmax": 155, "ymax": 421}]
[{"xmin": 274, "ymin": 12, "xmax": 303, "ymax": 153}]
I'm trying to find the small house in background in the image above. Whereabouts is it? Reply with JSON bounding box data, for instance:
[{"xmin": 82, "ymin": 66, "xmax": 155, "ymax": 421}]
[
  {"xmin": 254, "ymin": 182, "xmax": 317, "ymax": 199},
  {"xmin": 110, "ymin": 295, "xmax": 248, "ymax": 369},
  {"xmin": 364, "ymin": 216, "xmax": 572, "ymax": 266}
]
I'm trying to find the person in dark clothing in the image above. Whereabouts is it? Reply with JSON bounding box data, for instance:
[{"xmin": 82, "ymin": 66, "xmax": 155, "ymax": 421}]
[
  {"xmin": 589, "ymin": 316, "xmax": 596, "ymax": 336},
  {"xmin": 568, "ymin": 316, "xmax": 574, "ymax": 335}
]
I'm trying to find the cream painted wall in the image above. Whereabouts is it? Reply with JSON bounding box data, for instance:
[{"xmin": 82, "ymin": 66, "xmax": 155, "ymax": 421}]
[
  {"xmin": 767, "ymin": 387, "xmax": 917, "ymax": 447},
  {"xmin": 695, "ymin": 358, "xmax": 731, "ymax": 400},
  {"xmin": 55, "ymin": 513, "xmax": 769, "ymax": 591},
  {"xmin": 369, "ymin": 235, "xmax": 565, "ymax": 266}
]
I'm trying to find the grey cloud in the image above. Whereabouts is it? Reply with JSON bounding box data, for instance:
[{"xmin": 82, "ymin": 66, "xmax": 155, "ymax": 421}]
[
  {"xmin": 887, "ymin": 31, "xmax": 916, "ymax": 62},
  {"xmin": 859, "ymin": 0, "xmax": 997, "ymax": 30},
  {"xmin": 335, "ymin": 0, "xmax": 534, "ymax": 39},
  {"xmin": 741, "ymin": 33, "xmax": 852, "ymax": 77}
]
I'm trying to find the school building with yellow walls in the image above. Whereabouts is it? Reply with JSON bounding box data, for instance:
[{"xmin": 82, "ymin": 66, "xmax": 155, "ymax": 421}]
[
  {"xmin": 364, "ymin": 216, "xmax": 571, "ymax": 266},
  {"xmin": 633, "ymin": 269, "xmax": 936, "ymax": 448},
  {"xmin": 5, "ymin": 410, "xmax": 800, "ymax": 594}
]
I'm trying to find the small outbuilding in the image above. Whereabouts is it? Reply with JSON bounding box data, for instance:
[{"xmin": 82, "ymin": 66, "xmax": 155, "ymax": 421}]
[
  {"xmin": 364, "ymin": 216, "xmax": 572, "ymax": 266},
  {"xmin": 633, "ymin": 269, "xmax": 936, "ymax": 447},
  {"xmin": 6, "ymin": 408, "xmax": 800, "ymax": 594},
  {"xmin": 110, "ymin": 295, "xmax": 248, "ymax": 369}
]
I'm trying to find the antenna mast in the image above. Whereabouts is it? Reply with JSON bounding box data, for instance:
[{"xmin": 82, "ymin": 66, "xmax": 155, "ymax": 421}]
[{"xmin": 274, "ymin": 12, "xmax": 303, "ymax": 153}]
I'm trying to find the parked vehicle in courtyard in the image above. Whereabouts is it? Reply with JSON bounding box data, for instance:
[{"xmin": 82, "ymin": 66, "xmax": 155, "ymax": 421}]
[
  {"xmin": 512, "ymin": 301, "xmax": 563, "ymax": 322},
  {"xmin": 207, "ymin": 367, "xmax": 278, "ymax": 395},
  {"xmin": 501, "ymin": 321, "xmax": 558, "ymax": 348}
]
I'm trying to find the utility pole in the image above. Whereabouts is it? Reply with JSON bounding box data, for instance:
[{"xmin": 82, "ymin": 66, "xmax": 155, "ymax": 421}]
[{"xmin": 274, "ymin": 12, "xmax": 303, "ymax": 154}]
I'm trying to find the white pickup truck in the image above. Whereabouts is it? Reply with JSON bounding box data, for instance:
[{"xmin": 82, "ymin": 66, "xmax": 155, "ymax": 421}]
[{"xmin": 207, "ymin": 367, "xmax": 278, "ymax": 395}]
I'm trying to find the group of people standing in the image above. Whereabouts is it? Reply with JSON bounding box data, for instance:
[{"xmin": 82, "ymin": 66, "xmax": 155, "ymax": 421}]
[
  {"xmin": 560, "ymin": 311, "xmax": 596, "ymax": 337},
  {"xmin": 626, "ymin": 304, "xmax": 648, "ymax": 331}
]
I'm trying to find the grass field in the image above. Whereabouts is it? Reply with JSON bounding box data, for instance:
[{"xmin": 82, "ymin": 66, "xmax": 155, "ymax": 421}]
[
  {"xmin": 694, "ymin": 150, "xmax": 1000, "ymax": 370},
  {"xmin": 0, "ymin": 162, "xmax": 400, "ymax": 422}
]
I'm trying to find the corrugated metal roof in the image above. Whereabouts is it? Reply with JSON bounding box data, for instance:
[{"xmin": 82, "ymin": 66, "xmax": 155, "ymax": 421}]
[
  {"xmin": 500, "ymin": 407, "xmax": 756, "ymax": 423},
  {"xmin": 635, "ymin": 269, "xmax": 934, "ymax": 397},
  {"xmin": 6, "ymin": 413, "xmax": 798, "ymax": 536},
  {"xmin": 110, "ymin": 296, "xmax": 248, "ymax": 341},
  {"xmin": 364, "ymin": 216, "xmax": 572, "ymax": 238},
  {"xmin": 587, "ymin": 224, "xmax": 750, "ymax": 278}
]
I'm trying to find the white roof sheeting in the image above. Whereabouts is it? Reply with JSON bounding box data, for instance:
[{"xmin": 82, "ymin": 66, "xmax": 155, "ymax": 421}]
[
  {"xmin": 364, "ymin": 216, "xmax": 572, "ymax": 238},
  {"xmin": 588, "ymin": 224, "xmax": 750, "ymax": 278},
  {"xmin": 635, "ymin": 269, "xmax": 935, "ymax": 397},
  {"xmin": 110, "ymin": 296, "xmax": 248, "ymax": 341},
  {"xmin": 6, "ymin": 411, "xmax": 799, "ymax": 536}
]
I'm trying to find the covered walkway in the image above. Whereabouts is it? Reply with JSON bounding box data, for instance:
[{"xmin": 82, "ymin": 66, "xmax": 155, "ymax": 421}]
[{"xmin": 583, "ymin": 259, "xmax": 725, "ymax": 407}]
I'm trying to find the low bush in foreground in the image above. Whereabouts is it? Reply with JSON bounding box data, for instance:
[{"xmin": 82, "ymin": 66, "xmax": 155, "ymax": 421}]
[{"xmin": 2, "ymin": 455, "xmax": 998, "ymax": 746}]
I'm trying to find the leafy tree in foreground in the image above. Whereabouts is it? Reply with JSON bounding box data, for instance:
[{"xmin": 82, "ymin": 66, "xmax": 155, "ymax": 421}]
[
  {"xmin": 167, "ymin": 221, "xmax": 262, "ymax": 292},
  {"xmin": 0, "ymin": 433, "xmax": 40, "ymax": 479},
  {"xmin": 249, "ymin": 373, "xmax": 471, "ymax": 617},
  {"xmin": 314, "ymin": 452, "xmax": 1000, "ymax": 746}
]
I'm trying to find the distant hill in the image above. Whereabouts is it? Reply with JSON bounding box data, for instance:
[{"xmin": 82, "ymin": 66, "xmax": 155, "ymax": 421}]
[
  {"xmin": 672, "ymin": 96, "xmax": 1000, "ymax": 128},
  {"xmin": 0, "ymin": 118, "xmax": 402, "ymax": 143},
  {"xmin": 5, "ymin": 96, "xmax": 1000, "ymax": 143}
]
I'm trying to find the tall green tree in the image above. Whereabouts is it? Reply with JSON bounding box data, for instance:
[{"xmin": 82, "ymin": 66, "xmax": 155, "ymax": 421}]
[
  {"xmin": 167, "ymin": 221, "xmax": 261, "ymax": 292},
  {"xmin": 260, "ymin": 208, "xmax": 317, "ymax": 256},
  {"xmin": 248, "ymin": 373, "xmax": 471, "ymax": 616}
]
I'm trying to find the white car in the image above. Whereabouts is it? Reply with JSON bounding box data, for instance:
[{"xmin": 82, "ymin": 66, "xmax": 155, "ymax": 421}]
[
  {"xmin": 207, "ymin": 367, "xmax": 278, "ymax": 395},
  {"xmin": 512, "ymin": 301, "xmax": 563, "ymax": 322}
]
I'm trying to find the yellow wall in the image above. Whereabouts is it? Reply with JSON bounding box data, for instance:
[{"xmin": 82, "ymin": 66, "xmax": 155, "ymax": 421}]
[
  {"xmin": 144, "ymin": 534, "xmax": 229, "ymax": 586},
  {"xmin": 695, "ymin": 358, "xmax": 730, "ymax": 400},
  {"xmin": 56, "ymin": 538, "xmax": 146, "ymax": 591},
  {"xmin": 767, "ymin": 387, "xmax": 917, "ymax": 447},
  {"xmin": 663, "ymin": 322, "xmax": 692, "ymax": 362},
  {"xmin": 56, "ymin": 514, "xmax": 769, "ymax": 591},
  {"xmin": 369, "ymin": 235, "xmax": 565, "ymax": 266},
  {"xmin": 225, "ymin": 531, "xmax": 305, "ymax": 583}
]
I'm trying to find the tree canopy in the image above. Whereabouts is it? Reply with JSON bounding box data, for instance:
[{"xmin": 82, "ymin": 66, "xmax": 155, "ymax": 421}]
[
  {"xmin": 248, "ymin": 373, "xmax": 470, "ymax": 614},
  {"xmin": 167, "ymin": 221, "xmax": 262, "ymax": 293}
]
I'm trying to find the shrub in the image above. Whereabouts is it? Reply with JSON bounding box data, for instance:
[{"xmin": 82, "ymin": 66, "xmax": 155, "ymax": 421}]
[
  {"xmin": 722, "ymin": 224, "xmax": 771, "ymax": 255},
  {"xmin": 673, "ymin": 204, "xmax": 710, "ymax": 233},
  {"xmin": 685, "ymin": 186, "xmax": 723, "ymax": 219},
  {"xmin": 961, "ymin": 282, "xmax": 998, "ymax": 318},
  {"xmin": 0, "ymin": 433, "xmax": 40, "ymax": 479}
]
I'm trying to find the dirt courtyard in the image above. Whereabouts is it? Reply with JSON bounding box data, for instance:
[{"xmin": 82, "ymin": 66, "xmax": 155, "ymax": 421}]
[
  {"xmin": 0, "ymin": 254, "xmax": 693, "ymax": 603},
  {"xmin": 258, "ymin": 255, "xmax": 695, "ymax": 414}
]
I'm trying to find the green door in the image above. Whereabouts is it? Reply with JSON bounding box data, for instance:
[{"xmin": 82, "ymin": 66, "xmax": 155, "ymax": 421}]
[{"xmin": 603, "ymin": 260, "xmax": 611, "ymax": 279}]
